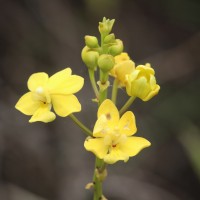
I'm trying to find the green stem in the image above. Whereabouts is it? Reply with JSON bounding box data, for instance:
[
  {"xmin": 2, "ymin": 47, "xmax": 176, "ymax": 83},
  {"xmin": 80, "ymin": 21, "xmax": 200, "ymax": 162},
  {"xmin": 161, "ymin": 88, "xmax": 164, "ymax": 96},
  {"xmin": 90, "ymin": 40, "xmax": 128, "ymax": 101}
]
[
  {"xmin": 92, "ymin": 31, "xmax": 109, "ymax": 200},
  {"xmin": 93, "ymin": 157, "xmax": 105, "ymax": 200},
  {"xmin": 89, "ymin": 69, "xmax": 99, "ymax": 98},
  {"xmin": 98, "ymin": 70, "xmax": 109, "ymax": 105},
  {"xmin": 111, "ymin": 79, "xmax": 119, "ymax": 104},
  {"xmin": 100, "ymin": 70, "xmax": 108, "ymax": 84},
  {"xmin": 99, "ymin": 89, "xmax": 107, "ymax": 106},
  {"xmin": 119, "ymin": 96, "xmax": 136, "ymax": 115},
  {"xmin": 69, "ymin": 114, "xmax": 92, "ymax": 137},
  {"xmin": 93, "ymin": 59, "xmax": 108, "ymax": 199}
]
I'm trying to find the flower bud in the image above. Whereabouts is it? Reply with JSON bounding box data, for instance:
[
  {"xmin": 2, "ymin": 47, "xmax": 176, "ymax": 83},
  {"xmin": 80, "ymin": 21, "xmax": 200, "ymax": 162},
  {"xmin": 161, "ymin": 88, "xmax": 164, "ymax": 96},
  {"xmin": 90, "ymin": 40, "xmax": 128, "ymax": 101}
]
[
  {"xmin": 125, "ymin": 64, "xmax": 160, "ymax": 101},
  {"xmin": 104, "ymin": 33, "xmax": 115, "ymax": 44},
  {"xmin": 98, "ymin": 17, "xmax": 115, "ymax": 36},
  {"xmin": 81, "ymin": 46, "xmax": 99, "ymax": 70},
  {"xmin": 114, "ymin": 52, "xmax": 130, "ymax": 64},
  {"xmin": 108, "ymin": 39, "xmax": 123, "ymax": 56},
  {"xmin": 98, "ymin": 54, "xmax": 115, "ymax": 72},
  {"xmin": 110, "ymin": 53, "xmax": 135, "ymax": 87},
  {"xmin": 85, "ymin": 35, "xmax": 99, "ymax": 48}
]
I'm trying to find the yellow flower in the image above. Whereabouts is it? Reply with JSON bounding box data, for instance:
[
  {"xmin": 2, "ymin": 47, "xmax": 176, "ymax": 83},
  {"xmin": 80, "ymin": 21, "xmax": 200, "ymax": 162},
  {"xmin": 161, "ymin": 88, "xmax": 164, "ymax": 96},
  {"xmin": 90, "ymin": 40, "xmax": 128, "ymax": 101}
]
[
  {"xmin": 110, "ymin": 53, "xmax": 135, "ymax": 87},
  {"xmin": 125, "ymin": 63, "xmax": 160, "ymax": 101},
  {"xmin": 114, "ymin": 52, "xmax": 130, "ymax": 64},
  {"xmin": 15, "ymin": 68, "xmax": 84, "ymax": 123},
  {"xmin": 84, "ymin": 99, "xmax": 150, "ymax": 164}
]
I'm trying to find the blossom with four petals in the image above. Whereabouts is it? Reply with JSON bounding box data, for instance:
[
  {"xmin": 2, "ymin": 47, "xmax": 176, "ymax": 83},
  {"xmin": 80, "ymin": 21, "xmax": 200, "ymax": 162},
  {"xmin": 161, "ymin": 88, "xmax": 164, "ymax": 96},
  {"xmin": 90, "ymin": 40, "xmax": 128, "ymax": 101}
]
[
  {"xmin": 15, "ymin": 68, "xmax": 84, "ymax": 123},
  {"xmin": 84, "ymin": 99, "xmax": 150, "ymax": 164}
]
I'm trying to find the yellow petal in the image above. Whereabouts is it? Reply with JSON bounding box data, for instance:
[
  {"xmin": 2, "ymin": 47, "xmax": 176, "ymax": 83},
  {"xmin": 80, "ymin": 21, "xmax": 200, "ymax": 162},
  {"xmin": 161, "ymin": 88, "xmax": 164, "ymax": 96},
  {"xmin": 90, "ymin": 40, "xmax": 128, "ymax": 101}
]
[
  {"xmin": 29, "ymin": 104, "xmax": 56, "ymax": 123},
  {"xmin": 28, "ymin": 72, "xmax": 49, "ymax": 92},
  {"xmin": 104, "ymin": 148, "xmax": 129, "ymax": 164},
  {"xmin": 143, "ymin": 85, "xmax": 160, "ymax": 101},
  {"xmin": 48, "ymin": 68, "xmax": 74, "ymax": 94},
  {"xmin": 49, "ymin": 68, "xmax": 72, "ymax": 83},
  {"xmin": 51, "ymin": 94, "xmax": 81, "ymax": 117},
  {"xmin": 119, "ymin": 111, "xmax": 137, "ymax": 136},
  {"xmin": 98, "ymin": 99, "xmax": 119, "ymax": 124},
  {"xmin": 93, "ymin": 115, "xmax": 109, "ymax": 137},
  {"xmin": 84, "ymin": 138, "xmax": 108, "ymax": 159},
  {"xmin": 114, "ymin": 52, "xmax": 130, "ymax": 64},
  {"xmin": 119, "ymin": 136, "xmax": 151, "ymax": 157},
  {"xmin": 48, "ymin": 74, "xmax": 84, "ymax": 95},
  {"xmin": 132, "ymin": 77, "xmax": 151, "ymax": 99},
  {"xmin": 115, "ymin": 60, "xmax": 135, "ymax": 86},
  {"xmin": 15, "ymin": 92, "xmax": 41, "ymax": 115},
  {"xmin": 137, "ymin": 64, "xmax": 155, "ymax": 76}
]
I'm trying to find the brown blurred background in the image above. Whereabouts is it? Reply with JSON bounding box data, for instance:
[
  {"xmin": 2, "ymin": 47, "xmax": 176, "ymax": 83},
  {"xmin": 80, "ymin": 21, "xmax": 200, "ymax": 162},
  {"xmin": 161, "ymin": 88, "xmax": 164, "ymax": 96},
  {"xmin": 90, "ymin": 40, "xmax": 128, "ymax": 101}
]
[{"xmin": 0, "ymin": 0, "xmax": 200, "ymax": 199}]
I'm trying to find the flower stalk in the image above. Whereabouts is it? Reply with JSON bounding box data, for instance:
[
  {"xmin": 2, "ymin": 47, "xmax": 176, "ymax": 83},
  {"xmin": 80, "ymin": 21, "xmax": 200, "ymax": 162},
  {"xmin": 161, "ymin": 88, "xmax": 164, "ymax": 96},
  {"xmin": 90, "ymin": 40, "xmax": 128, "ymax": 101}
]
[
  {"xmin": 69, "ymin": 114, "xmax": 92, "ymax": 137},
  {"xmin": 93, "ymin": 157, "xmax": 106, "ymax": 200},
  {"xmin": 89, "ymin": 69, "xmax": 99, "ymax": 98},
  {"xmin": 111, "ymin": 79, "xmax": 119, "ymax": 104},
  {"xmin": 119, "ymin": 96, "xmax": 136, "ymax": 115}
]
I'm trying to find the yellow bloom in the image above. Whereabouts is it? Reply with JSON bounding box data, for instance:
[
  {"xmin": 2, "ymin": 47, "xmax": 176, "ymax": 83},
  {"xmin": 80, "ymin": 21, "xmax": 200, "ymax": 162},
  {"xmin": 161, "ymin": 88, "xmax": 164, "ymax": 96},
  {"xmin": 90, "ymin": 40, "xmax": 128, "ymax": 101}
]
[
  {"xmin": 84, "ymin": 99, "xmax": 150, "ymax": 164},
  {"xmin": 125, "ymin": 63, "xmax": 160, "ymax": 101},
  {"xmin": 110, "ymin": 53, "xmax": 135, "ymax": 87},
  {"xmin": 114, "ymin": 52, "xmax": 130, "ymax": 64},
  {"xmin": 15, "ymin": 68, "xmax": 84, "ymax": 123}
]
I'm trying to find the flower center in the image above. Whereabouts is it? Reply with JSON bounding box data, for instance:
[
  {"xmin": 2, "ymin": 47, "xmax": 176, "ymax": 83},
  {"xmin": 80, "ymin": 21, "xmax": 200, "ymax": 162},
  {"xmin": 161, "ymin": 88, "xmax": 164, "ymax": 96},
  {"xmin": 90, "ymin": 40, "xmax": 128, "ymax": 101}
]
[
  {"xmin": 32, "ymin": 86, "xmax": 51, "ymax": 104},
  {"xmin": 36, "ymin": 86, "xmax": 44, "ymax": 94},
  {"xmin": 104, "ymin": 128, "xmax": 127, "ymax": 150}
]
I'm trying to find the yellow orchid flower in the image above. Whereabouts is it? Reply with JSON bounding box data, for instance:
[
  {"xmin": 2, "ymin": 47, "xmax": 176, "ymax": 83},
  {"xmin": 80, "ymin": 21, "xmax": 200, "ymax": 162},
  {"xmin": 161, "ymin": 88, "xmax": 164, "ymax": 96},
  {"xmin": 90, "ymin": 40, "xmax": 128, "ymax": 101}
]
[
  {"xmin": 84, "ymin": 99, "xmax": 150, "ymax": 164},
  {"xmin": 125, "ymin": 63, "xmax": 160, "ymax": 101},
  {"xmin": 110, "ymin": 53, "xmax": 135, "ymax": 87},
  {"xmin": 15, "ymin": 68, "xmax": 84, "ymax": 123}
]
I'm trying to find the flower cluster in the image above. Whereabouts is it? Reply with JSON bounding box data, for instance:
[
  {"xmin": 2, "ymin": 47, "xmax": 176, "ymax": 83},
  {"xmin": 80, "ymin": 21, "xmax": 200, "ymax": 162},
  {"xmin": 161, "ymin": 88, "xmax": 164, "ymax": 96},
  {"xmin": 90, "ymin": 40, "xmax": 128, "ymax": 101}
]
[
  {"xmin": 15, "ymin": 17, "xmax": 160, "ymax": 200},
  {"xmin": 80, "ymin": 18, "xmax": 160, "ymax": 164}
]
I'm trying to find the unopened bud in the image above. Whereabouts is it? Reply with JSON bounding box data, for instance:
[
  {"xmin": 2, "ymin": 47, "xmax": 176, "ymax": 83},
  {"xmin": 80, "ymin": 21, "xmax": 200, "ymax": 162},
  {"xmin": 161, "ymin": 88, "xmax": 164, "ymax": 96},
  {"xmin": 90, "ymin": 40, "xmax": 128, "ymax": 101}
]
[
  {"xmin": 81, "ymin": 46, "xmax": 99, "ymax": 69},
  {"xmin": 108, "ymin": 39, "xmax": 123, "ymax": 56},
  {"xmin": 98, "ymin": 54, "xmax": 115, "ymax": 72},
  {"xmin": 85, "ymin": 35, "xmax": 99, "ymax": 48},
  {"xmin": 98, "ymin": 17, "xmax": 115, "ymax": 36},
  {"xmin": 104, "ymin": 33, "xmax": 115, "ymax": 44}
]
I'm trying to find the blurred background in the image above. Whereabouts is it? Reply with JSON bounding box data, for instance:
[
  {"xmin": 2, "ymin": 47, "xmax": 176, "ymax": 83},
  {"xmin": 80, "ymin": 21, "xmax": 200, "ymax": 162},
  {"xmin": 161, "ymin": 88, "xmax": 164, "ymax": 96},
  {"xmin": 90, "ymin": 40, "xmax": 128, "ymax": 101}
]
[{"xmin": 0, "ymin": 0, "xmax": 200, "ymax": 199}]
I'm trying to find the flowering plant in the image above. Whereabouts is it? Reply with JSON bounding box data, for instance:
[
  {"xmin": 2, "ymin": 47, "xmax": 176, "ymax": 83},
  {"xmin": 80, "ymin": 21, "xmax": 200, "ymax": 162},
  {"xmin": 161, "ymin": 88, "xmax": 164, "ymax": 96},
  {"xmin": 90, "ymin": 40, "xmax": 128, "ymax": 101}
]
[{"xmin": 15, "ymin": 17, "xmax": 160, "ymax": 199}]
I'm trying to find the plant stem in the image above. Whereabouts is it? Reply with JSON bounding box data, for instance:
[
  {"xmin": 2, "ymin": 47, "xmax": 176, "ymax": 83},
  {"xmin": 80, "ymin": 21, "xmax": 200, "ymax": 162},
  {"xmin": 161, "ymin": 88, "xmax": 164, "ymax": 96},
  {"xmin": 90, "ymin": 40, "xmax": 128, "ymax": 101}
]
[
  {"xmin": 69, "ymin": 114, "xmax": 92, "ymax": 137},
  {"xmin": 93, "ymin": 157, "xmax": 105, "ymax": 200},
  {"xmin": 98, "ymin": 70, "xmax": 109, "ymax": 105},
  {"xmin": 93, "ymin": 68, "xmax": 108, "ymax": 199},
  {"xmin": 111, "ymin": 79, "xmax": 119, "ymax": 104},
  {"xmin": 92, "ymin": 30, "xmax": 109, "ymax": 200},
  {"xmin": 119, "ymin": 96, "xmax": 136, "ymax": 115},
  {"xmin": 89, "ymin": 69, "xmax": 99, "ymax": 98}
]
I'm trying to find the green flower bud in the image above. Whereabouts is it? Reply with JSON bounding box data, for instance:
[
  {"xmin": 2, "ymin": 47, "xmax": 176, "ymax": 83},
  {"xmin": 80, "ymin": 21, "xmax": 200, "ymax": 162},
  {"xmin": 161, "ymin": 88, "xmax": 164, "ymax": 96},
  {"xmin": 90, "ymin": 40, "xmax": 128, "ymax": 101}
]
[
  {"xmin": 85, "ymin": 35, "xmax": 99, "ymax": 48},
  {"xmin": 98, "ymin": 17, "xmax": 115, "ymax": 36},
  {"xmin": 98, "ymin": 54, "xmax": 115, "ymax": 72},
  {"xmin": 108, "ymin": 39, "xmax": 123, "ymax": 56},
  {"xmin": 81, "ymin": 46, "xmax": 99, "ymax": 70},
  {"xmin": 104, "ymin": 33, "xmax": 115, "ymax": 44}
]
